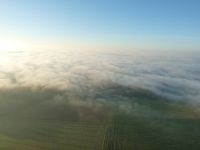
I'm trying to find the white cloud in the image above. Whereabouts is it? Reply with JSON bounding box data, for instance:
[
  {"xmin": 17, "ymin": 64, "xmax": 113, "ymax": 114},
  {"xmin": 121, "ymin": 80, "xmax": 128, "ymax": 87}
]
[{"xmin": 0, "ymin": 50, "xmax": 200, "ymax": 104}]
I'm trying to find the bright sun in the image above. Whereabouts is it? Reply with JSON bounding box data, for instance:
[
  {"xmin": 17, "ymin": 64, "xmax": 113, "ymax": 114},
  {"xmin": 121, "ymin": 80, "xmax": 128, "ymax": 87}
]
[{"xmin": 0, "ymin": 42, "xmax": 18, "ymax": 52}]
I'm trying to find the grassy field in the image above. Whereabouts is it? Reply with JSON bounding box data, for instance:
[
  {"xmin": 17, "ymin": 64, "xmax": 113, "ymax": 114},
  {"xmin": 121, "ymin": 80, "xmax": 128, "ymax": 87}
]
[
  {"xmin": 102, "ymin": 114, "xmax": 200, "ymax": 150},
  {"xmin": 0, "ymin": 88, "xmax": 109, "ymax": 150},
  {"xmin": 1, "ymin": 114, "xmax": 199, "ymax": 150},
  {"xmin": 0, "ymin": 120, "xmax": 106, "ymax": 150},
  {"xmin": 0, "ymin": 88, "xmax": 200, "ymax": 150}
]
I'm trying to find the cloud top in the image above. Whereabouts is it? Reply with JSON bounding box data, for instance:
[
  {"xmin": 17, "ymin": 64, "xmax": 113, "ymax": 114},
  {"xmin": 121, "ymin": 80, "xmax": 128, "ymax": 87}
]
[{"xmin": 0, "ymin": 50, "xmax": 199, "ymax": 104}]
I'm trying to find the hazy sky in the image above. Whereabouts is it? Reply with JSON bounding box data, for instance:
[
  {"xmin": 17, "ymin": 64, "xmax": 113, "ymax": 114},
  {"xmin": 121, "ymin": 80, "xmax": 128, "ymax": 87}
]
[{"xmin": 0, "ymin": 0, "xmax": 200, "ymax": 51}]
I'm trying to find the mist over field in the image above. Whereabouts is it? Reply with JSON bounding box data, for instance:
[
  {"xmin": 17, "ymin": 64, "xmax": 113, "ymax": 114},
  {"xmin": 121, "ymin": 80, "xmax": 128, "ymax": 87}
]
[
  {"xmin": 0, "ymin": 49, "xmax": 200, "ymax": 118},
  {"xmin": 0, "ymin": 50, "xmax": 200, "ymax": 149},
  {"xmin": 1, "ymin": 0, "xmax": 200, "ymax": 149},
  {"xmin": 0, "ymin": 50, "xmax": 200, "ymax": 104}
]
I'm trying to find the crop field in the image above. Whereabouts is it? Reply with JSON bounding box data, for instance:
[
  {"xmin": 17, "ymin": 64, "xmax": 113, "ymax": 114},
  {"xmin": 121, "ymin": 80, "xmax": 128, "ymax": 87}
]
[
  {"xmin": 1, "ymin": 114, "xmax": 200, "ymax": 150},
  {"xmin": 0, "ymin": 88, "xmax": 109, "ymax": 150},
  {"xmin": 0, "ymin": 88, "xmax": 200, "ymax": 150},
  {"xmin": 102, "ymin": 112, "xmax": 200, "ymax": 150},
  {"xmin": 102, "ymin": 89, "xmax": 200, "ymax": 150},
  {"xmin": 0, "ymin": 120, "xmax": 106, "ymax": 150}
]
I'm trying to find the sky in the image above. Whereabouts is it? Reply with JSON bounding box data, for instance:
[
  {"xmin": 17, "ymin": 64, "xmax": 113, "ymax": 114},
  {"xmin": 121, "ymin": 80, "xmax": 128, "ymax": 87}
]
[{"xmin": 0, "ymin": 0, "xmax": 200, "ymax": 51}]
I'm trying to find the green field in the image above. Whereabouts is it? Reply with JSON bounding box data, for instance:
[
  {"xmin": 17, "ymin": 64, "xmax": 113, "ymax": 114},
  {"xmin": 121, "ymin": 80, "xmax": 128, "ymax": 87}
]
[
  {"xmin": 0, "ymin": 114, "xmax": 199, "ymax": 150},
  {"xmin": 103, "ymin": 114, "xmax": 200, "ymax": 150},
  {"xmin": 0, "ymin": 120, "xmax": 106, "ymax": 150},
  {"xmin": 0, "ymin": 88, "xmax": 109, "ymax": 150},
  {"xmin": 0, "ymin": 88, "xmax": 200, "ymax": 150}
]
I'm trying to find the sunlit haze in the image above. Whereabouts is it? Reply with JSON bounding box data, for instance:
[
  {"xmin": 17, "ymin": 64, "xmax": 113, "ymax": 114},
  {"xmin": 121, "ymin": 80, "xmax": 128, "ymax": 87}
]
[{"xmin": 0, "ymin": 1, "xmax": 200, "ymax": 150}]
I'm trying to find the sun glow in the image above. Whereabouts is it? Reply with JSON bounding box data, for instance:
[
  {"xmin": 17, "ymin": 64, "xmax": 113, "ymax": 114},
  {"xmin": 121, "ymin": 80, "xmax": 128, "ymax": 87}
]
[
  {"xmin": 0, "ymin": 41, "xmax": 19, "ymax": 52},
  {"xmin": 0, "ymin": 38, "xmax": 33, "ymax": 52}
]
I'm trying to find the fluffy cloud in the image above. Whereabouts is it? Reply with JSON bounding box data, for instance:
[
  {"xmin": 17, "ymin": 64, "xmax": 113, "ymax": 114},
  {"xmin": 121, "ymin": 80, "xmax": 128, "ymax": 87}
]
[{"xmin": 0, "ymin": 50, "xmax": 199, "ymax": 104}]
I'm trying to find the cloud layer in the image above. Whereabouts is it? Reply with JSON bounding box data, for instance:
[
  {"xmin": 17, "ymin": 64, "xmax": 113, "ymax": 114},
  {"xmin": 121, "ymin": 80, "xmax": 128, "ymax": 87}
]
[{"xmin": 0, "ymin": 50, "xmax": 200, "ymax": 104}]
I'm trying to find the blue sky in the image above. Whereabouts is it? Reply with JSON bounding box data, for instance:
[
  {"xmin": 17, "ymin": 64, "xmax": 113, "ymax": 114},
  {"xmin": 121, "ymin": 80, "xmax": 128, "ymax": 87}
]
[{"xmin": 0, "ymin": 0, "xmax": 200, "ymax": 51}]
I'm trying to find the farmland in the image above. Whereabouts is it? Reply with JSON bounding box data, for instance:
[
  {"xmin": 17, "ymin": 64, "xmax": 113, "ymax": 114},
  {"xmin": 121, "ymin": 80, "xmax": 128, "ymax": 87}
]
[
  {"xmin": 103, "ymin": 114, "xmax": 200, "ymax": 150},
  {"xmin": 1, "ymin": 112, "xmax": 200, "ymax": 150},
  {"xmin": 0, "ymin": 120, "xmax": 106, "ymax": 150},
  {"xmin": 0, "ymin": 87, "xmax": 200, "ymax": 150},
  {"xmin": 0, "ymin": 88, "xmax": 109, "ymax": 150}
]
